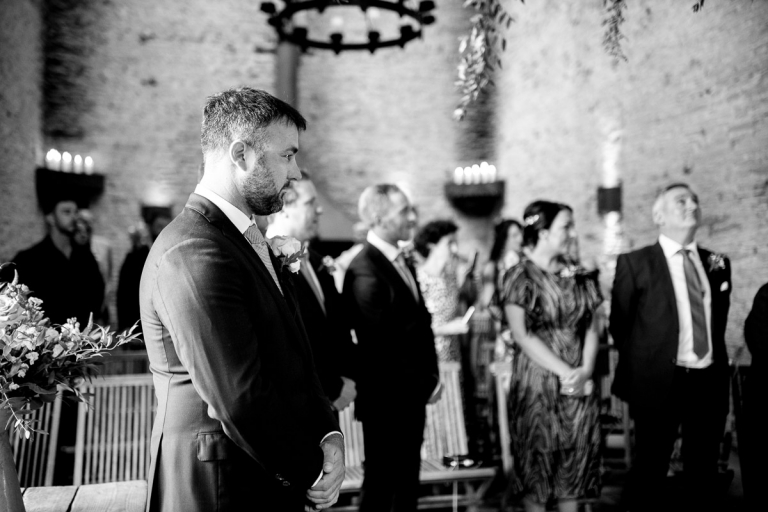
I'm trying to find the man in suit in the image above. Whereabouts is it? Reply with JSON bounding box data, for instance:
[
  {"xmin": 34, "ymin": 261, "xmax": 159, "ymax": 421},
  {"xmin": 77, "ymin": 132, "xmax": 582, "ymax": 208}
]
[
  {"xmin": 343, "ymin": 184, "xmax": 442, "ymax": 512},
  {"xmin": 610, "ymin": 183, "xmax": 731, "ymax": 511},
  {"xmin": 140, "ymin": 87, "xmax": 344, "ymax": 512},
  {"xmin": 267, "ymin": 171, "xmax": 358, "ymax": 411}
]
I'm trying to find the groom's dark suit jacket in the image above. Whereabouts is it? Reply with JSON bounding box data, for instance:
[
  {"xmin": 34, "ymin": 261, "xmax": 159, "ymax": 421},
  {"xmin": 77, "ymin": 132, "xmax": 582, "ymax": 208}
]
[
  {"xmin": 294, "ymin": 248, "xmax": 358, "ymax": 401},
  {"xmin": 609, "ymin": 242, "xmax": 731, "ymax": 416},
  {"xmin": 140, "ymin": 193, "xmax": 338, "ymax": 512},
  {"xmin": 342, "ymin": 242, "xmax": 439, "ymax": 420}
]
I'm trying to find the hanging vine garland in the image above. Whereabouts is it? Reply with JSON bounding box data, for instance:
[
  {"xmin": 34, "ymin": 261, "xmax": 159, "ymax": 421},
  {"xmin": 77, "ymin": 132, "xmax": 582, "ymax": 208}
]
[
  {"xmin": 453, "ymin": 0, "xmax": 517, "ymax": 121},
  {"xmin": 603, "ymin": 0, "xmax": 628, "ymax": 64}
]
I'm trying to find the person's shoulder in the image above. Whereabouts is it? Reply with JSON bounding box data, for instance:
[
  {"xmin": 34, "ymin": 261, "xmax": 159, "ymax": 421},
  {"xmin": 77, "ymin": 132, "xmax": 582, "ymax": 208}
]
[{"xmin": 13, "ymin": 237, "xmax": 49, "ymax": 262}]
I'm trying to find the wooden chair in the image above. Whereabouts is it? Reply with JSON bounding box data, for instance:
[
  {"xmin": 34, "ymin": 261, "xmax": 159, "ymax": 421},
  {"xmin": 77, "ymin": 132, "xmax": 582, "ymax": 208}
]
[
  {"xmin": 334, "ymin": 362, "xmax": 497, "ymax": 511},
  {"xmin": 10, "ymin": 395, "xmax": 62, "ymax": 487},
  {"xmin": 72, "ymin": 374, "xmax": 157, "ymax": 485}
]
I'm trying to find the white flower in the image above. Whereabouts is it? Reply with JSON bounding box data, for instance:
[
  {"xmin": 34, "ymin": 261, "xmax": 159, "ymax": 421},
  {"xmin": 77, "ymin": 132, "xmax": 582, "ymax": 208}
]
[
  {"xmin": 267, "ymin": 236, "xmax": 302, "ymax": 258},
  {"xmin": 26, "ymin": 351, "xmax": 39, "ymax": 364},
  {"xmin": 0, "ymin": 294, "xmax": 24, "ymax": 328},
  {"xmin": 17, "ymin": 369, "xmax": 26, "ymax": 378},
  {"xmin": 8, "ymin": 382, "xmax": 19, "ymax": 391},
  {"xmin": 707, "ymin": 253, "xmax": 727, "ymax": 272},
  {"xmin": 288, "ymin": 260, "xmax": 301, "ymax": 273},
  {"xmin": 52, "ymin": 344, "xmax": 64, "ymax": 358}
]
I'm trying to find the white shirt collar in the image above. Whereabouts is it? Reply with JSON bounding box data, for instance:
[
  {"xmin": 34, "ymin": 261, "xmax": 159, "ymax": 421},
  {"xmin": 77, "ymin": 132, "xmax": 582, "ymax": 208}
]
[
  {"xmin": 367, "ymin": 230, "xmax": 401, "ymax": 262},
  {"xmin": 659, "ymin": 233, "xmax": 698, "ymax": 259},
  {"xmin": 194, "ymin": 184, "xmax": 254, "ymax": 234}
]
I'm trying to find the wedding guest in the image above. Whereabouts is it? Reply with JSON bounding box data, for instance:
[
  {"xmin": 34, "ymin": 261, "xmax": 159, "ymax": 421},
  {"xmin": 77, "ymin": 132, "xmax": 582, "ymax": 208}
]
[
  {"xmin": 610, "ymin": 183, "xmax": 731, "ymax": 511},
  {"xmin": 73, "ymin": 209, "xmax": 113, "ymax": 324},
  {"xmin": 481, "ymin": 219, "xmax": 523, "ymax": 323},
  {"xmin": 267, "ymin": 171, "xmax": 358, "ymax": 412},
  {"xmin": 501, "ymin": 200, "xmax": 602, "ymax": 512},
  {"xmin": 117, "ymin": 210, "xmax": 172, "ymax": 332},
  {"xmin": 740, "ymin": 283, "xmax": 767, "ymax": 511},
  {"xmin": 140, "ymin": 87, "xmax": 343, "ymax": 511},
  {"xmin": 413, "ymin": 220, "xmax": 469, "ymax": 362},
  {"xmin": 343, "ymin": 184, "xmax": 441, "ymax": 512},
  {"xmin": 13, "ymin": 195, "xmax": 104, "ymax": 326}
]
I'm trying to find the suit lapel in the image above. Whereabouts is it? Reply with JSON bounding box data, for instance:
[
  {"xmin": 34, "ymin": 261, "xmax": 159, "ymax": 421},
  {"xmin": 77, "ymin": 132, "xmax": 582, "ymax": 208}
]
[
  {"xmin": 650, "ymin": 242, "xmax": 679, "ymax": 330},
  {"xmin": 366, "ymin": 242, "xmax": 419, "ymax": 304},
  {"xmin": 185, "ymin": 194, "xmax": 294, "ymax": 320}
]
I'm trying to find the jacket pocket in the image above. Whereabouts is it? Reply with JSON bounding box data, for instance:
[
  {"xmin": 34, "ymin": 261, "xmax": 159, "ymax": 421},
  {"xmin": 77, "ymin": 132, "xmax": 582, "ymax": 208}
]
[{"xmin": 197, "ymin": 431, "xmax": 230, "ymax": 462}]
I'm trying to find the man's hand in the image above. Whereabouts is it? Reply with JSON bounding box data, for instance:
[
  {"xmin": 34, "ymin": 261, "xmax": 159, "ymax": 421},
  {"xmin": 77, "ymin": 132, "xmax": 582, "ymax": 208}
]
[
  {"xmin": 432, "ymin": 317, "xmax": 470, "ymax": 337},
  {"xmin": 427, "ymin": 382, "xmax": 443, "ymax": 404},
  {"xmin": 305, "ymin": 433, "xmax": 345, "ymax": 510},
  {"xmin": 332, "ymin": 376, "xmax": 356, "ymax": 411}
]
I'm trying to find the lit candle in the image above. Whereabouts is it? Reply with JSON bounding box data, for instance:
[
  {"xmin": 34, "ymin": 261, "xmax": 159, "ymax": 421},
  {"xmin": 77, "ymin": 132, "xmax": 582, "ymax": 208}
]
[
  {"xmin": 84, "ymin": 156, "xmax": 94, "ymax": 174},
  {"xmin": 480, "ymin": 162, "xmax": 489, "ymax": 183},
  {"xmin": 489, "ymin": 164, "xmax": 497, "ymax": 182},
  {"xmin": 73, "ymin": 154, "xmax": 84, "ymax": 173},
  {"xmin": 463, "ymin": 167, "xmax": 471, "ymax": 184},
  {"xmin": 46, "ymin": 149, "xmax": 61, "ymax": 171},
  {"xmin": 331, "ymin": 15, "xmax": 344, "ymax": 29},
  {"xmin": 471, "ymin": 164, "xmax": 481, "ymax": 184},
  {"xmin": 61, "ymin": 152, "xmax": 73, "ymax": 172},
  {"xmin": 454, "ymin": 167, "xmax": 464, "ymax": 185}
]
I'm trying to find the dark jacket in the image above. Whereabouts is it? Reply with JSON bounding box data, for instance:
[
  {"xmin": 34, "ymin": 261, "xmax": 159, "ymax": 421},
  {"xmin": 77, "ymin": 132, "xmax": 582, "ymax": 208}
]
[
  {"xmin": 294, "ymin": 248, "xmax": 358, "ymax": 401},
  {"xmin": 13, "ymin": 236, "xmax": 104, "ymax": 326},
  {"xmin": 609, "ymin": 242, "xmax": 731, "ymax": 415},
  {"xmin": 342, "ymin": 241, "xmax": 439, "ymax": 420},
  {"xmin": 140, "ymin": 193, "xmax": 338, "ymax": 512}
]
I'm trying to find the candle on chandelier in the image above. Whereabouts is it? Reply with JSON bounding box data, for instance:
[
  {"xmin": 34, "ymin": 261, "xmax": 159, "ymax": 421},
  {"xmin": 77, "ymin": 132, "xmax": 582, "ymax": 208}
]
[{"xmin": 454, "ymin": 167, "xmax": 464, "ymax": 185}]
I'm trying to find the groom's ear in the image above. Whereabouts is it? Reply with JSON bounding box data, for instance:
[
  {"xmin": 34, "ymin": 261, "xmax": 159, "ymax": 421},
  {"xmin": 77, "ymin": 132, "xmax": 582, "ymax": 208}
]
[{"xmin": 229, "ymin": 140, "xmax": 248, "ymax": 171}]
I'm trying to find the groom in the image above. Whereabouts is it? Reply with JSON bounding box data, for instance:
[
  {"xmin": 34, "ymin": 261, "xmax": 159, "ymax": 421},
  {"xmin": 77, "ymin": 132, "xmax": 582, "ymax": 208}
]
[{"xmin": 140, "ymin": 87, "xmax": 344, "ymax": 511}]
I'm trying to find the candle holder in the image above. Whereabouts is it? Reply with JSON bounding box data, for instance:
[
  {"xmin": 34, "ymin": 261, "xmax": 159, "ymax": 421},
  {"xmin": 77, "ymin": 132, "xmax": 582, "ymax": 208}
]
[
  {"xmin": 35, "ymin": 168, "xmax": 105, "ymax": 211},
  {"xmin": 597, "ymin": 184, "xmax": 622, "ymax": 215},
  {"xmin": 444, "ymin": 180, "xmax": 505, "ymax": 218}
]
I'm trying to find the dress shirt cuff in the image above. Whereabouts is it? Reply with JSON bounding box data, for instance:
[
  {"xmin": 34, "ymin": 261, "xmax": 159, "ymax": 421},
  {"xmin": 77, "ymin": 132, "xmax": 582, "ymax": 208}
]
[{"xmin": 312, "ymin": 431, "xmax": 344, "ymax": 487}]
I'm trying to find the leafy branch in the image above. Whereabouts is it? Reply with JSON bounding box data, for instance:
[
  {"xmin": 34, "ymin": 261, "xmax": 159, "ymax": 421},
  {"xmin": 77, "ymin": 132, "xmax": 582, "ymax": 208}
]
[
  {"xmin": 453, "ymin": 0, "xmax": 518, "ymax": 121},
  {"xmin": 603, "ymin": 0, "xmax": 628, "ymax": 64}
]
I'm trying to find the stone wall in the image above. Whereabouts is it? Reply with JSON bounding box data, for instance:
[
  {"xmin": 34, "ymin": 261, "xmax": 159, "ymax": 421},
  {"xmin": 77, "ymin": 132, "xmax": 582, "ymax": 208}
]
[
  {"xmin": 0, "ymin": 0, "xmax": 45, "ymax": 262},
  {"xmin": 494, "ymin": 0, "xmax": 768, "ymax": 360}
]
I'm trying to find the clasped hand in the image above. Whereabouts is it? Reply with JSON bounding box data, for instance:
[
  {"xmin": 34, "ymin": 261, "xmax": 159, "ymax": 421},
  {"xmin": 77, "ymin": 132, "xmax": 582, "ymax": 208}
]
[
  {"xmin": 559, "ymin": 367, "xmax": 592, "ymax": 396},
  {"xmin": 305, "ymin": 434, "xmax": 345, "ymax": 511}
]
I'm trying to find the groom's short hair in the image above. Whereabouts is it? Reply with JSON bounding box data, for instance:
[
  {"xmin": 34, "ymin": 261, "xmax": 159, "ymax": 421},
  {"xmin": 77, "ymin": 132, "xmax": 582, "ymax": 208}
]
[
  {"xmin": 201, "ymin": 87, "xmax": 307, "ymax": 155},
  {"xmin": 358, "ymin": 184, "xmax": 402, "ymax": 228}
]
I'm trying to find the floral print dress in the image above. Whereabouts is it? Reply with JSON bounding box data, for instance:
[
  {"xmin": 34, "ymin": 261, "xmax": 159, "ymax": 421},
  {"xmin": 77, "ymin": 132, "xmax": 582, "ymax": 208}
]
[{"xmin": 500, "ymin": 259, "xmax": 603, "ymax": 504}]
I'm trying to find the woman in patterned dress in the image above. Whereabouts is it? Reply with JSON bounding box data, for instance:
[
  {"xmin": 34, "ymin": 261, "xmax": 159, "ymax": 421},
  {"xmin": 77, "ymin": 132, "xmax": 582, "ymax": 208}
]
[
  {"xmin": 414, "ymin": 220, "xmax": 468, "ymax": 362},
  {"xmin": 501, "ymin": 200, "xmax": 602, "ymax": 512}
]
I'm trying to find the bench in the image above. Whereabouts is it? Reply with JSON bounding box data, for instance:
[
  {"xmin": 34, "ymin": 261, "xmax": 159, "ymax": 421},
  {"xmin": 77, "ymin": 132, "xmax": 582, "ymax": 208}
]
[{"xmin": 334, "ymin": 361, "xmax": 497, "ymax": 511}]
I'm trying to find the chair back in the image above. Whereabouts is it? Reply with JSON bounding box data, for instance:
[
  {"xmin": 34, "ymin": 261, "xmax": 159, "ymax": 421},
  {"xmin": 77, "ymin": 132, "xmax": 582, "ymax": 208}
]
[
  {"xmin": 72, "ymin": 374, "xmax": 156, "ymax": 485},
  {"xmin": 422, "ymin": 361, "xmax": 468, "ymax": 461},
  {"xmin": 100, "ymin": 350, "xmax": 150, "ymax": 375},
  {"xmin": 10, "ymin": 395, "xmax": 62, "ymax": 487}
]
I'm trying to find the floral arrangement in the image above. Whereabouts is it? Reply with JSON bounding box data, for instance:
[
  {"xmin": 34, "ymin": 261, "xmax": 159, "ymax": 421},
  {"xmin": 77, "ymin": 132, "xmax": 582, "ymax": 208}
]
[
  {"xmin": 1, "ymin": 265, "xmax": 140, "ymax": 438},
  {"xmin": 267, "ymin": 236, "xmax": 306, "ymax": 274}
]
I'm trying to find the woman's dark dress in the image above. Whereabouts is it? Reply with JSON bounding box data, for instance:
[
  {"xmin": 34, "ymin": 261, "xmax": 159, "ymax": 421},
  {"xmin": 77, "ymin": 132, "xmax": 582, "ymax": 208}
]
[{"xmin": 500, "ymin": 259, "xmax": 602, "ymax": 504}]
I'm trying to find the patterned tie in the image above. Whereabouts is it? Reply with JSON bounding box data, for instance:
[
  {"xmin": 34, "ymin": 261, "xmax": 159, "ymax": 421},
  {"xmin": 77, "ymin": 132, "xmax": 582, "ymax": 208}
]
[
  {"xmin": 395, "ymin": 253, "xmax": 419, "ymax": 301},
  {"xmin": 300, "ymin": 253, "xmax": 326, "ymax": 315},
  {"xmin": 243, "ymin": 224, "xmax": 282, "ymax": 295},
  {"xmin": 680, "ymin": 249, "xmax": 708, "ymax": 358}
]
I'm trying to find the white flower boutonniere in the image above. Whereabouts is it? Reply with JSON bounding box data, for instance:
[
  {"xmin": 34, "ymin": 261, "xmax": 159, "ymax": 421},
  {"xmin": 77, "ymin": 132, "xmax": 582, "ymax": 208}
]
[
  {"xmin": 707, "ymin": 253, "xmax": 727, "ymax": 273},
  {"xmin": 266, "ymin": 236, "xmax": 305, "ymax": 274},
  {"xmin": 558, "ymin": 265, "xmax": 579, "ymax": 279},
  {"xmin": 321, "ymin": 255, "xmax": 337, "ymax": 274}
]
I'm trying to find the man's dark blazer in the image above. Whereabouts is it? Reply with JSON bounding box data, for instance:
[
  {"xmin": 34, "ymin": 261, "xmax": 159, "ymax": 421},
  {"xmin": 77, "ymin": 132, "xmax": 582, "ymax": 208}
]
[
  {"xmin": 140, "ymin": 193, "xmax": 339, "ymax": 512},
  {"xmin": 294, "ymin": 248, "xmax": 358, "ymax": 401},
  {"xmin": 342, "ymin": 241, "xmax": 439, "ymax": 420},
  {"xmin": 609, "ymin": 242, "xmax": 731, "ymax": 415}
]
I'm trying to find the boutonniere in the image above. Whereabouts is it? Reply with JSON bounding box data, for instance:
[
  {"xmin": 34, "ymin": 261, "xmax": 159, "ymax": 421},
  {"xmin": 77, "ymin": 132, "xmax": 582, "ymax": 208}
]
[
  {"xmin": 707, "ymin": 253, "xmax": 727, "ymax": 273},
  {"xmin": 321, "ymin": 255, "xmax": 336, "ymax": 274},
  {"xmin": 266, "ymin": 236, "xmax": 305, "ymax": 274}
]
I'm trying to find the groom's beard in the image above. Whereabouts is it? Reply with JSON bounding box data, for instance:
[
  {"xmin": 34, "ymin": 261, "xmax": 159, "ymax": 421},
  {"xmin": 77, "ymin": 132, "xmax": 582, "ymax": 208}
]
[{"xmin": 242, "ymin": 159, "xmax": 285, "ymax": 216}]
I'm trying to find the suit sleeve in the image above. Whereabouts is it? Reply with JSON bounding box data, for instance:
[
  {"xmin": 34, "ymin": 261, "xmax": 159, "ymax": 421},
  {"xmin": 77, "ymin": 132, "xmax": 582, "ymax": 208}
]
[
  {"xmin": 152, "ymin": 239, "xmax": 330, "ymax": 486},
  {"xmin": 744, "ymin": 284, "xmax": 768, "ymax": 362},
  {"xmin": 609, "ymin": 253, "xmax": 637, "ymax": 401}
]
